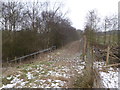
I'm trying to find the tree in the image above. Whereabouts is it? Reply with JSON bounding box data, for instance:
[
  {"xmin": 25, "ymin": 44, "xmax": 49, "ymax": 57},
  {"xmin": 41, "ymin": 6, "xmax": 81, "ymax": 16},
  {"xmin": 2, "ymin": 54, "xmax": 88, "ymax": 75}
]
[
  {"xmin": 1, "ymin": 2, "xmax": 23, "ymax": 31},
  {"xmin": 2, "ymin": 1, "xmax": 79, "ymax": 62},
  {"xmin": 84, "ymin": 10, "xmax": 100, "ymax": 45},
  {"xmin": 103, "ymin": 15, "xmax": 118, "ymax": 45}
]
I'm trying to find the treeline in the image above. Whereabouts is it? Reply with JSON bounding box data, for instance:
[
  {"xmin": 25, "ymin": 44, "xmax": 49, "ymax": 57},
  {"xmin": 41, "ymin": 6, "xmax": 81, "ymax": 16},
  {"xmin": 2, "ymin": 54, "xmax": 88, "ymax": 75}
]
[
  {"xmin": 1, "ymin": 1, "xmax": 79, "ymax": 62},
  {"xmin": 82, "ymin": 10, "xmax": 119, "ymax": 65},
  {"xmin": 83, "ymin": 10, "xmax": 118, "ymax": 46}
]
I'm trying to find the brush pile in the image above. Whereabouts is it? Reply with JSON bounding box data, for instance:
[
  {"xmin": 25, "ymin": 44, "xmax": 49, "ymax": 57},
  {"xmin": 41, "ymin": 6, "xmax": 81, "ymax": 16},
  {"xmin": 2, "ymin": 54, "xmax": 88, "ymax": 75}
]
[{"xmin": 94, "ymin": 45, "xmax": 120, "ymax": 64}]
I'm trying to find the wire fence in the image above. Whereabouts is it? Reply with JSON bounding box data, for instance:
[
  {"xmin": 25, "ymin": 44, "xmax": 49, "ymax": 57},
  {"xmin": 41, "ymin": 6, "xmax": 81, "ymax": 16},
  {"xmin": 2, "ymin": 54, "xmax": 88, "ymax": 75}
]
[
  {"xmin": 81, "ymin": 35, "xmax": 107, "ymax": 88},
  {"xmin": 6, "ymin": 46, "xmax": 56, "ymax": 64}
]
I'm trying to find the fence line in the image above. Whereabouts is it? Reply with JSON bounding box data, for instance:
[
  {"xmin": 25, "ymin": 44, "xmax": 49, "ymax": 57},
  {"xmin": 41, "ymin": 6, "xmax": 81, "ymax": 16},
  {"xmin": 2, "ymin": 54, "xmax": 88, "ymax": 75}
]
[
  {"xmin": 93, "ymin": 67, "xmax": 105, "ymax": 88},
  {"xmin": 7, "ymin": 46, "xmax": 56, "ymax": 63}
]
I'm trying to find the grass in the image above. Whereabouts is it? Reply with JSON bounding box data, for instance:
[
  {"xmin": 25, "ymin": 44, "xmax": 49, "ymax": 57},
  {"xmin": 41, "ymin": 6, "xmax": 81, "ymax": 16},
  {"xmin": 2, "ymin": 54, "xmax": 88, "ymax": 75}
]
[
  {"xmin": 19, "ymin": 74, "xmax": 27, "ymax": 80},
  {"xmin": 46, "ymin": 75, "xmax": 68, "ymax": 82},
  {"xmin": 32, "ymin": 65, "xmax": 37, "ymax": 69},
  {"xmin": 21, "ymin": 69, "xmax": 28, "ymax": 74},
  {"xmin": 39, "ymin": 61, "xmax": 53, "ymax": 66},
  {"xmin": 74, "ymin": 68, "xmax": 94, "ymax": 88},
  {"xmin": 2, "ymin": 56, "xmax": 71, "ymax": 88},
  {"xmin": 2, "ymin": 76, "xmax": 13, "ymax": 85},
  {"xmin": 96, "ymin": 34, "xmax": 118, "ymax": 46},
  {"xmin": 16, "ymin": 66, "xmax": 20, "ymax": 68},
  {"xmin": 41, "ymin": 70, "xmax": 48, "ymax": 75}
]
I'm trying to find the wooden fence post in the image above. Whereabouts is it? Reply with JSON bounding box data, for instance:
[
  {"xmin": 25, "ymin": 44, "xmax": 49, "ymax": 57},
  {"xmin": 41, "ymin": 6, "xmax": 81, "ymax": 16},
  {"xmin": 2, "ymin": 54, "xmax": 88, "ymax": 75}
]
[
  {"xmin": 34, "ymin": 54, "xmax": 36, "ymax": 59},
  {"xmin": 106, "ymin": 45, "xmax": 110, "ymax": 65},
  {"xmin": 7, "ymin": 58, "xmax": 9, "ymax": 67},
  {"xmin": 7, "ymin": 58, "xmax": 8, "ymax": 64},
  {"xmin": 15, "ymin": 56, "xmax": 17, "ymax": 64},
  {"xmin": 83, "ymin": 35, "xmax": 87, "ymax": 61},
  {"xmin": 20, "ymin": 58, "xmax": 22, "ymax": 64}
]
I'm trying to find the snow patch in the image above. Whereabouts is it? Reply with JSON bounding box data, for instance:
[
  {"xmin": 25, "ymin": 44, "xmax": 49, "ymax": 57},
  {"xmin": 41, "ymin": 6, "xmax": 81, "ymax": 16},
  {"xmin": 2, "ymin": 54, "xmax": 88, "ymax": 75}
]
[
  {"xmin": 26, "ymin": 72, "xmax": 34, "ymax": 79},
  {"xmin": 2, "ymin": 83, "xmax": 16, "ymax": 88},
  {"xmin": 94, "ymin": 61, "xmax": 118, "ymax": 88},
  {"xmin": 100, "ymin": 70, "xmax": 118, "ymax": 88}
]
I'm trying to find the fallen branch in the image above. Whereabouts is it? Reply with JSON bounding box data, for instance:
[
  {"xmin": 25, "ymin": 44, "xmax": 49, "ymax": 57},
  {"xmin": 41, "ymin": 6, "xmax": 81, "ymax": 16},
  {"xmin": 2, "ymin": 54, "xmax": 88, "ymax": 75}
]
[
  {"xmin": 104, "ymin": 63, "xmax": 120, "ymax": 68},
  {"xmin": 110, "ymin": 54, "xmax": 120, "ymax": 61}
]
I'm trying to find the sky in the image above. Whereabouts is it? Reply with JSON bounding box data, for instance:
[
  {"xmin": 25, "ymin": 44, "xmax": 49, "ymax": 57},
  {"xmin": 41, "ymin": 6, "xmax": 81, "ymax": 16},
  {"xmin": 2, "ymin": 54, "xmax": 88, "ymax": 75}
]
[
  {"xmin": 64, "ymin": 0, "xmax": 120, "ymax": 30},
  {"xmin": 2, "ymin": 0, "xmax": 120, "ymax": 30}
]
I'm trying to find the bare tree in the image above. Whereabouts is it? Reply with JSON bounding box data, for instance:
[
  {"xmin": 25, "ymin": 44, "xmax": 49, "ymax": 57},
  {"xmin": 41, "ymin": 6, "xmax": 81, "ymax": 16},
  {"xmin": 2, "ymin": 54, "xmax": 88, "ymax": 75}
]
[
  {"xmin": 85, "ymin": 10, "xmax": 100, "ymax": 31},
  {"xmin": 103, "ymin": 16, "xmax": 110, "ymax": 45},
  {"xmin": 109, "ymin": 15, "xmax": 118, "ymax": 45},
  {"xmin": 84, "ymin": 10, "xmax": 100, "ymax": 45},
  {"xmin": 103, "ymin": 15, "xmax": 118, "ymax": 45},
  {"xmin": 1, "ymin": 2, "xmax": 23, "ymax": 31}
]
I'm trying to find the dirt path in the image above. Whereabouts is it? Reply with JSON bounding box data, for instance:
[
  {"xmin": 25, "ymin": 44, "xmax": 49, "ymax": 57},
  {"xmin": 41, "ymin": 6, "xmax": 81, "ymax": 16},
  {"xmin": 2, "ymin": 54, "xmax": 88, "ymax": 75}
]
[{"xmin": 2, "ymin": 40, "xmax": 86, "ymax": 88}]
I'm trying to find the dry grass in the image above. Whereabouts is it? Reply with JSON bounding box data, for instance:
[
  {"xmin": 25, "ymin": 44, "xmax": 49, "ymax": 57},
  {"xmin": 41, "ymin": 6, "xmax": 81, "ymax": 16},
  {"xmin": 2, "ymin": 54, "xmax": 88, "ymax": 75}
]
[
  {"xmin": 2, "ymin": 40, "xmax": 83, "ymax": 88},
  {"xmin": 74, "ymin": 68, "xmax": 94, "ymax": 88},
  {"xmin": 50, "ymin": 76, "xmax": 68, "ymax": 82},
  {"xmin": 2, "ymin": 76, "xmax": 13, "ymax": 85}
]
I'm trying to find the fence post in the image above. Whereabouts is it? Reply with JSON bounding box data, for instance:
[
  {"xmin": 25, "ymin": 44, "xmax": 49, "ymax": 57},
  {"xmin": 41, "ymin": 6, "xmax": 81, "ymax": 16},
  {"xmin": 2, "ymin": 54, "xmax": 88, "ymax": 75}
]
[
  {"xmin": 15, "ymin": 56, "xmax": 17, "ymax": 64},
  {"xmin": 7, "ymin": 58, "xmax": 9, "ymax": 67},
  {"xmin": 34, "ymin": 54, "xmax": 36, "ymax": 59},
  {"xmin": 7, "ymin": 58, "xmax": 9, "ymax": 64},
  {"xmin": 106, "ymin": 45, "xmax": 110, "ymax": 65},
  {"xmin": 83, "ymin": 35, "xmax": 87, "ymax": 62},
  {"xmin": 20, "ymin": 58, "xmax": 22, "ymax": 64}
]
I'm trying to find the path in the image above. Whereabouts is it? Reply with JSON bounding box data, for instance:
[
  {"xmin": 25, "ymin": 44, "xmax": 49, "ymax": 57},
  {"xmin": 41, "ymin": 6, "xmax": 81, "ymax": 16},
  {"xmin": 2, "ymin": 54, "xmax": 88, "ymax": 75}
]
[{"xmin": 2, "ymin": 40, "xmax": 86, "ymax": 88}]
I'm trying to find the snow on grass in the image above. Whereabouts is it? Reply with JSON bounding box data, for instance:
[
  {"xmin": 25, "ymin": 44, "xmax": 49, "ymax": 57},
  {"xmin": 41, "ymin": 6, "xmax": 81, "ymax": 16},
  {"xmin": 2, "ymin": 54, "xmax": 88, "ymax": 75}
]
[
  {"xmin": 100, "ymin": 70, "xmax": 118, "ymax": 88},
  {"xmin": 2, "ymin": 83, "xmax": 16, "ymax": 88},
  {"xmin": 26, "ymin": 72, "xmax": 34, "ymax": 79},
  {"xmin": 93, "ymin": 61, "xmax": 105, "ymax": 70},
  {"xmin": 2, "ymin": 75, "xmax": 29, "ymax": 88},
  {"xmin": 11, "ymin": 76, "xmax": 23, "ymax": 84},
  {"xmin": 31, "ymin": 79, "xmax": 65, "ymax": 88},
  {"xmin": 94, "ymin": 61, "xmax": 118, "ymax": 88},
  {"xmin": 54, "ymin": 80, "xmax": 65, "ymax": 86},
  {"xmin": 20, "ymin": 81, "xmax": 29, "ymax": 86},
  {"xmin": 75, "ymin": 65, "xmax": 85, "ymax": 74},
  {"xmin": 6, "ymin": 76, "xmax": 13, "ymax": 80},
  {"xmin": 2, "ymin": 53, "xmax": 85, "ymax": 88},
  {"xmin": 47, "ymin": 66, "xmax": 71, "ymax": 78},
  {"xmin": 2, "ymin": 61, "xmax": 69, "ymax": 88}
]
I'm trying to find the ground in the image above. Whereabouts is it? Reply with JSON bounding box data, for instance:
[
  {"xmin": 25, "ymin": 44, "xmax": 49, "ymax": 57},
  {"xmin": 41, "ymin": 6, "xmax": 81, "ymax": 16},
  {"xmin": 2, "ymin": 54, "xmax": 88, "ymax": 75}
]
[
  {"xmin": 93, "ymin": 61, "xmax": 119, "ymax": 88},
  {"xmin": 2, "ymin": 40, "xmax": 86, "ymax": 88},
  {"xmin": 1, "ymin": 40, "xmax": 119, "ymax": 88}
]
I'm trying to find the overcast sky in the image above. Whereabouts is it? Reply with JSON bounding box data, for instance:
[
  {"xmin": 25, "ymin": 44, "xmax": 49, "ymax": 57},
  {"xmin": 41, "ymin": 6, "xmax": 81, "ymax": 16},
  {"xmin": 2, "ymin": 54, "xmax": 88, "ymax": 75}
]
[
  {"xmin": 3, "ymin": 0, "xmax": 120, "ymax": 30},
  {"xmin": 64, "ymin": 0, "xmax": 119, "ymax": 30}
]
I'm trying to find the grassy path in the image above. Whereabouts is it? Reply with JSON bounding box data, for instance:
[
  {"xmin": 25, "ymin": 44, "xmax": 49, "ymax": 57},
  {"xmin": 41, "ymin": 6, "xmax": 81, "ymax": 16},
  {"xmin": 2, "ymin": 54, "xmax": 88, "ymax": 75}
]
[{"xmin": 2, "ymin": 40, "xmax": 86, "ymax": 88}]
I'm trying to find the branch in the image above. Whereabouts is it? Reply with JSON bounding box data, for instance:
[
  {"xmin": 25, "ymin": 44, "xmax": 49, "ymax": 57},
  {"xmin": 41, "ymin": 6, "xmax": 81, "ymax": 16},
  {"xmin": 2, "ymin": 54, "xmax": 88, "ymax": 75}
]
[{"xmin": 104, "ymin": 63, "xmax": 120, "ymax": 67}]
